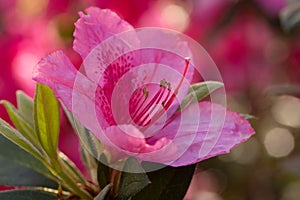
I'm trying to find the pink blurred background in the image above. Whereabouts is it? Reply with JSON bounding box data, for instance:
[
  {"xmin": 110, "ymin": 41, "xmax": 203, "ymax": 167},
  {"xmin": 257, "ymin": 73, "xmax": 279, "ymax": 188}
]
[{"xmin": 1, "ymin": 0, "xmax": 300, "ymax": 199}]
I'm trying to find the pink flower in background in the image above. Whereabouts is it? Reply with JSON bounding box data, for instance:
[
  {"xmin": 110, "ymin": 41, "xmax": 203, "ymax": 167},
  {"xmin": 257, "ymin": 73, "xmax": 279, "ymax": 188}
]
[
  {"xmin": 186, "ymin": 0, "xmax": 236, "ymax": 39},
  {"xmin": 0, "ymin": 36, "xmax": 20, "ymax": 123},
  {"xmin": 0, "ymin": 0, "xmax": 85, "ymax": 173},
  {"xmin": 254, "ymin": 0, "xmax": 286, "ymax": 16},
  {"xmin": 207, "ymin": 13, "xmax": 275, "ymax": 92},
  {"xmin": 33, "ymin": 7, "xmax": 254, "ymax": 167},
  {"xmin": 94, "ymin": 0, "xmax": 156, "ymax": 25}
]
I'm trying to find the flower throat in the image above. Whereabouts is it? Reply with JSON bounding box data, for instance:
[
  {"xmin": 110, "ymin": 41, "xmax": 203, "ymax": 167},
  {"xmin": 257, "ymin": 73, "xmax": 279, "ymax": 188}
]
[{"xmin": 131, "ymin": 57, "xmax": 190, "ymax": 127}]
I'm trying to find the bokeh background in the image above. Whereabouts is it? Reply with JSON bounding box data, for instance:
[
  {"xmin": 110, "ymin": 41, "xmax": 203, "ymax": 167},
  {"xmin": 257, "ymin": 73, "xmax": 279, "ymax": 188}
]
[{"xmin": 0, "ymin": 0, "xmax": 300, "ymax": 199}]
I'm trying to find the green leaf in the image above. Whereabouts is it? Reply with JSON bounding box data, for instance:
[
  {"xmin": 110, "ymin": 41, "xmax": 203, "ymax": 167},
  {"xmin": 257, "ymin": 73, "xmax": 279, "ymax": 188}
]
[
  {"xmin": 0, "ymin": 130, "xmax": 56, "ymax": 182},
  {"xmin": 240, "ymin": 113, "xmax": 256, "ymax": 120},
  {"xmin": 0, "ymin": 100, "xmax": 37, "ymax": 146},
  {"xmin": 0, "ymin": 119, "xmax": 44, "ymax": 161},
  {"xmin": 58, "ymin": 152, "xmax": 86, "ymax": 184},
  {"xmin": 34, "ymin": 84, "xmax": 60, "ymax": 159},
  {"xmin": 97, "ymin": 154, "xmax": 111, "ymax": 189},
  {"xmin": 63, "ymin": 105, "xmax": 102, "ymax": 159},
  {"xmin": 0, "ymin": 190, "xmax": 58, "ymax": 200},
  {"xmin": 0, "ymin": 157, "xmax": 57, "ymax": 188},
  {"xmin": 63, "ymin": 104, "xmax": 100, "ymax": 182},
  {"xmin": 178, "ymin": 81, "xmax": 223, "ymax": 112},
  {"xmin": 189, "ymin": 81, "xmax": 224, "ymax": 101},
  {"xmin": 78, "ymin": 129, "xmax": 102, "ymax": 163},
  {"xmin": 16, "ymin": 90, "xmax": 34, "ymax": 126},
  {"xmin": 79, "ymin": 146, "xmax": 99, "ymax": 184},
  {"xmin": 133, "ymin": 162, "xmax": 196, "ymax": 200},
  {"xmin": 94, "ymin": 184, "xmax": 112, "ymax": 200},
  {"xmin": 115, "ymin": 157, "xmax": 150, "ymax": 200},
  {"xmin": 280, "ymin": 1, "xmax": 300, "ymax": 31}
]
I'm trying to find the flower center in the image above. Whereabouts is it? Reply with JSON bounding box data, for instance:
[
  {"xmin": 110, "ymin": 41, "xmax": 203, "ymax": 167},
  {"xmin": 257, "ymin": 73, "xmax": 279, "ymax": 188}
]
[{"xmin": 130, "ymin": 57, "xmax": 190, "ymax": 128}]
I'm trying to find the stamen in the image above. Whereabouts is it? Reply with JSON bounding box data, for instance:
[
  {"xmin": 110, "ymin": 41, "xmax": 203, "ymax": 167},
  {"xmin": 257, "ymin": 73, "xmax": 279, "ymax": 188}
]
[
  {"xmin": 141, "ymin": 87, "xmax": 171, "ymax": 126},
  {"xmin": 133, "ymin": 86, "xmax": 164, "ymax": 122},
  {"xmin": 132, "ymin": 57, "xmax": 191, "ymax": 128},
  {"xmin": 130, "ymin": 87, "xmax": 149, "ymax": 120},
  {"xmin": 163, "ymin": 57, "xmax": 190, "ymax": 110},
  {"xmin": 143, "ymin": 87, "xmax": 149, "ymax": 98},
  {"xmin": 138, "ymin": 86, "xmax": 167, "ymax": 126},
  {"xmin": 143, "ymin": 57, "xmax": 190, "ymax": 126}
]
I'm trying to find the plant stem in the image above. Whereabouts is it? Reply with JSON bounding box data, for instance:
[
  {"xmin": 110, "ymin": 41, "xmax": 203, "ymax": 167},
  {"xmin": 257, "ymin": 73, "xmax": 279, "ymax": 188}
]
[
  {"xmin": 110, "ymin": 169, "xmax": 122, "ymax": 198},
  {"xmin": 59, "ymin": 152, "xmax": 86, "ymax": 184},
  {"xmin": 56, "ymin": 169, "xmax": 93, "ymax": 200},
  {"xmin": 34, "ymin": 151, "xmax": 92, "ymax": 199},
  {"xmin": 50, "ymin": 154, "xmax": 93, "ymax": 200}
]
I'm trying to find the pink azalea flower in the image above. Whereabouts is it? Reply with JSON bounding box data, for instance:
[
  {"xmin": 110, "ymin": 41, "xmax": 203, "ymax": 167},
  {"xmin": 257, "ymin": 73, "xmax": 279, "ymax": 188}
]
[
  {"xmin": 254, "ymin": 0, "xmax": 286, "ymax": 16},
  {"xmin": 186, "ymin": 0, "xmax": 236, "ymax": 39},
  {"xmin": 207, "ymin": 13, "xmax": 275, "ymax": 92},
  {"xmin": 33, "ymin": 7, "xmax": 254, "ymax": 167}
]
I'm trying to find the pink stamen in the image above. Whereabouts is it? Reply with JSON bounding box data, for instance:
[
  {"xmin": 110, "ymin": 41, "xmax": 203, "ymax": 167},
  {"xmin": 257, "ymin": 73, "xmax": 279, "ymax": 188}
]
[
  {"xmin": 130, "ymin": 88, "xmax": 148, "ymax": 120},
  {"xmin": 141, "ymin": 88, "xmax": 171, "ymax": 126},
  {"xmin": 132, "ymin": 57, "xmax": 190, "ymax": 128},
  {"xmin": 138, "ymin": 86, "xmax": 167, "ymax": 126},
  {"xmin": 163, "ymin": 57, "xmax": 190, "ymax": 110},
  {"xmin": 143, "ymin": 57, "xmax": 190, "ymax": 126},
  {"xmin": 133, "ymin": 87, "xmax": 164, "ymax": 123}
]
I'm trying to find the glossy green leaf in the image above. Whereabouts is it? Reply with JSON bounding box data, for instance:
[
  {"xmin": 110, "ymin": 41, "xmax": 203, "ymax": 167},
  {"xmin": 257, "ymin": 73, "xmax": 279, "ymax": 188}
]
[
  {"xmin": 115, "ymin": 157, "xmax": 150, "ymax": 200},
  {"xmin": 34, "ymin": 84, "xmax": 60, "ymax": 159},
  {"xmin": 63, "ymin": 105, "xmax": 100, "ymax": 181},
  {"xmin": 63, "ymin": 105, "xmax": 102, "ymax": 158},
  {"xmin": 280, "ymin": 1, "xmax": 300, "ymax": 31},
  {"xmin": 79, "ymin": 145, "xmax": 99, "ymax": 184},
  {"xmin": 16, "ymin": 90, "xmax": 34, "ymax": 126},
  {"xmin": 0, "ymin": 100, "xmax": 37, "ymax": 146},
  {"xmin": 94, "ymin": 184, "xmax": 112, "ymax": 200},
  {"xmin": 76, "ymin": 125, "xmax": 101, "ymax": 171},
  {"xmin": 0, "ymin": 133, "xmax": 56, "ymax": 182},
  {"xmin": 133, "ymin": 162, "xmax": 196, "ymax": 200},
  {"xmin": 0, "ymin": 119, "xmax": 45, "ymax": 162},
  {"xmin": 0, "ymin": 190, "xmax": 58, "ymax": 200},
  {"xmin": 59, "ymin": 152, "xmax": 86, "ymax": 184},
  {"xmin": 0, "ymin": 157, "xmax": 57, "ymax": 188},
  {"xmin": 189, "ymin": 81, "xmax": 224, "ymax": 101},
  {"xmin": 97, "ymin": 154, "xmax": 111, "ymax": 189},
  {"xmin": 178, "ymin": 81, "xmax": 223, "ymax": 111}
]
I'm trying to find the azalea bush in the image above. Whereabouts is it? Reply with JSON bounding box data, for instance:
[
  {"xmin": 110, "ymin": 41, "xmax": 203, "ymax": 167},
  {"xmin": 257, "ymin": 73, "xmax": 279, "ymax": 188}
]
[
  {"xmin": 0, "ymin": 6, "xmax": 257, "ymax": 200},
  {"xmin": 1, "ymin": 0, "xmax": 300, "ymax": 200}
]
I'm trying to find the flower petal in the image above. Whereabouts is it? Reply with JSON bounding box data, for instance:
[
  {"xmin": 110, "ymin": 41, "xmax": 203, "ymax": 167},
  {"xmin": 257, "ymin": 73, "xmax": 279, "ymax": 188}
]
[
  {"xmin": 73, "ymin": 7, "xmax": 135, "ymax": 60},
  {"xmin": 32, "ymin": 50, "xmax": 111, "ymax": 134},
  {"xmin": 102, "ymin": 124, "xmax": 179, "ymax": 164},
  {"xmin": 32, "ymin": 50, "xmax": 77, "ymax": 110},
  {"xmin": 152, "ymin": 101, "xmax": 255, "ymax": 167},
  {"xmin": 135, "ymin": 28, "xmax": 194, "ymax": 83},
  {"xmin": 74, "ymin": 7, "xmax": 139, "ymax": 123}
]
